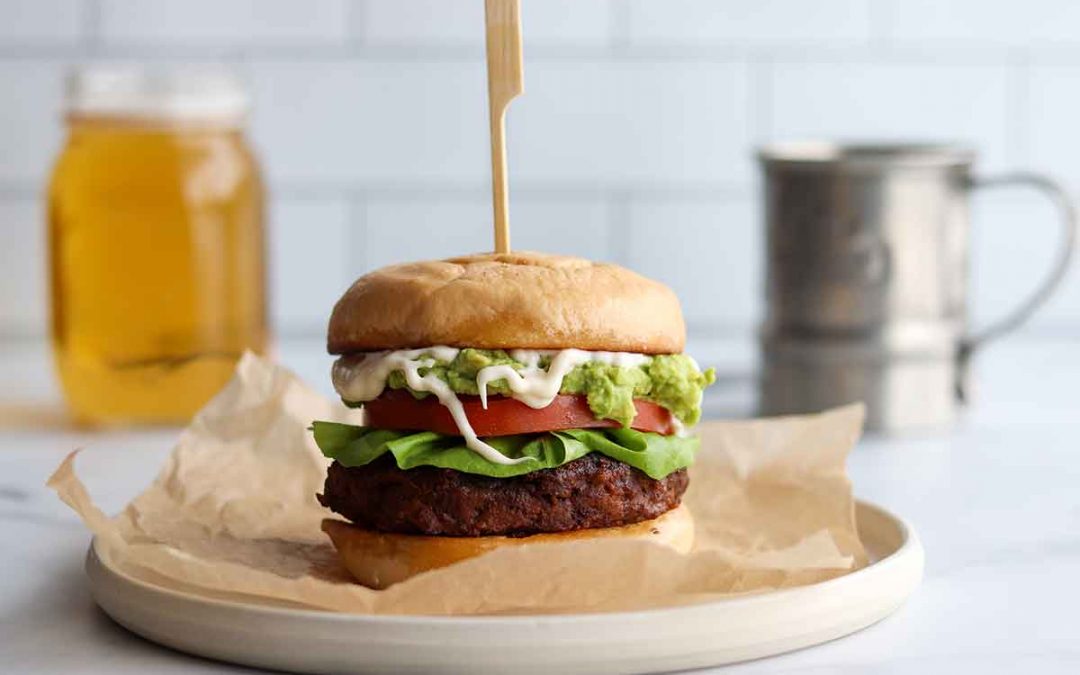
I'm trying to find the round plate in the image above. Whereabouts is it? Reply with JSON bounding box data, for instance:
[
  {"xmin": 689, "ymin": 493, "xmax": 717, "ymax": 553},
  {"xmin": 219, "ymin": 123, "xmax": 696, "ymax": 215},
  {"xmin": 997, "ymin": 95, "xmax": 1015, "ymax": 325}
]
[{"xmin": 86, "ymin": 500, "xmax": 923, "ymax": 674}]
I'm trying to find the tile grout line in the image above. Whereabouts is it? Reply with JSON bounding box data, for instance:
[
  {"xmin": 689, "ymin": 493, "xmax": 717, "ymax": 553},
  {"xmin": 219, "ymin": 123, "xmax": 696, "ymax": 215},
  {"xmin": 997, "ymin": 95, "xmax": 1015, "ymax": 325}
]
[
  {"xmin": 747, "ymin": 57, "xmax": 773, "ymax": 144},
  {"xmin": 607, "ymin": 0, "xmax": 631, "ymax": 55},
  {"xmin": 865, "ymin": 0, "xmax": 893, "ymax": 46},
  {"xmin": 0, "ymin": 42, "xmax": 1053, "ymax": 67},
  {"xmin": 345, "ymin": 190, "xmax": 368, "ymax": 276},
  {"xmin": 80, "ymin": 0, "xmax": 102, "ymax": 55},
  {"xmin": 1004, "ymin": 48, "xmax": 1032, "ymax": 167},
  {"xmin": 227, "ymin": 183, "xmax": 759, "ymax": 200},
  {"xmin": 0, "ymin": 182, "xmax": 762, "ymax": 204},
  {"xmin": 605, "ymin": 190, "xmax": 632, "ymax": 266},
  {"xmin": 346, "ymin": 0, "xmax": 368, "ymax": 49}
]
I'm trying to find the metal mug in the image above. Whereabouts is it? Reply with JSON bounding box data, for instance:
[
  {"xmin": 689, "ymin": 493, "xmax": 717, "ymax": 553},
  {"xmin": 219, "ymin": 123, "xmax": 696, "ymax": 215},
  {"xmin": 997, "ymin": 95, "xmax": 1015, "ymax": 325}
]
[{"xmin": 757, "ymin": 143, "xmax": 1076, "ymax": 432}]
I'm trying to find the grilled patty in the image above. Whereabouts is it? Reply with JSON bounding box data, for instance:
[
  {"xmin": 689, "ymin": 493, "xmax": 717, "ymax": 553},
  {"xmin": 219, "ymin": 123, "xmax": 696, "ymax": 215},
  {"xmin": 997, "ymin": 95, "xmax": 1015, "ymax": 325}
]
[{"xmin": 318, "ymin": 453, "xmax": 689, "ymax": 537}]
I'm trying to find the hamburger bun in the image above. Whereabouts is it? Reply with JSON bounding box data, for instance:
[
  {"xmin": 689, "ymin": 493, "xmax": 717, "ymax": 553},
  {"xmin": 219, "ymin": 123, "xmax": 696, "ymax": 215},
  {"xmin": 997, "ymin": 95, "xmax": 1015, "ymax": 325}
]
[
  {"xmin": 327, "ymin": 251, "xmax": 685, "ymax": 355},
  {"xmin": 321, "ymin": 504, "xmax": 694, "ymax": 589}
]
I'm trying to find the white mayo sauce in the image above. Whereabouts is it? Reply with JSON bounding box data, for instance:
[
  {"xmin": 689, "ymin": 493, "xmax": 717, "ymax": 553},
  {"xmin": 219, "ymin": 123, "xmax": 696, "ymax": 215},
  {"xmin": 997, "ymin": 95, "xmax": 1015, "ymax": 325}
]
[{"xmin": 332, "ymin": 347, "xmax": 662, "ymax": 465}]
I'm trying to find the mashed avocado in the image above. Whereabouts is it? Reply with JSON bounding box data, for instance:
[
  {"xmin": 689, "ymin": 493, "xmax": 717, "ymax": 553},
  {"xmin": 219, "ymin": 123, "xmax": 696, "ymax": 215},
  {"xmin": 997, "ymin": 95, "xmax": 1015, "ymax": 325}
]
[{"xmin": 381, "ymin": 348, "xmax": 716, "ymax": 426}]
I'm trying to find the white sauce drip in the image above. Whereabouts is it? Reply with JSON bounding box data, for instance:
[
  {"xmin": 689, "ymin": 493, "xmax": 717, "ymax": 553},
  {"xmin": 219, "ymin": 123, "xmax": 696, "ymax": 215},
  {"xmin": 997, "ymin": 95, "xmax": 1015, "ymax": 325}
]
[
  {"xmin": 332, "ymin": 347, "xmax": 658, "ymax": 464},
  {"xmin": 477, "ymin": 349, "xmax": 649, "ymax": 409}
]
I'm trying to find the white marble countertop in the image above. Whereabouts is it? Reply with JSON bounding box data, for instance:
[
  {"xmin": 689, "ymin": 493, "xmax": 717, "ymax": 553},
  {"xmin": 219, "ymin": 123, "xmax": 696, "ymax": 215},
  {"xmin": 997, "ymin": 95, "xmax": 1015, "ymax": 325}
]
[{"xmin": 1, "ymin": 336, "xmax": 1079, "ymax": 674}]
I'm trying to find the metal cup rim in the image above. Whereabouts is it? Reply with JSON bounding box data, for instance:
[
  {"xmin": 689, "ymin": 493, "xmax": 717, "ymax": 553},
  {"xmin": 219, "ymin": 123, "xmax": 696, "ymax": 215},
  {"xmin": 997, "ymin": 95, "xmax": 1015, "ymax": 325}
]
[{"xmin": 757, "ymin": 141, "xmax": 975, "ymax": 168}]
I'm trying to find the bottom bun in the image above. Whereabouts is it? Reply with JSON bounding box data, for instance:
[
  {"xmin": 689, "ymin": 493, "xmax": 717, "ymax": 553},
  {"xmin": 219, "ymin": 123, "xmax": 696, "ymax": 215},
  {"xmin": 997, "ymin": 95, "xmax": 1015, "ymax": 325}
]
[{"xmin": 322, "ymin": 504, "xmax": 695, "ymax": 589}]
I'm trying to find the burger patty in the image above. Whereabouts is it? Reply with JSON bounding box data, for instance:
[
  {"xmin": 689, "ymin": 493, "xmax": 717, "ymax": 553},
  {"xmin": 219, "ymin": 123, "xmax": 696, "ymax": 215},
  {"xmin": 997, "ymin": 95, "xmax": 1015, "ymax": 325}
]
[{"xmin": 318, "ymin": 453, "xmax": 689, "ymax": 537}]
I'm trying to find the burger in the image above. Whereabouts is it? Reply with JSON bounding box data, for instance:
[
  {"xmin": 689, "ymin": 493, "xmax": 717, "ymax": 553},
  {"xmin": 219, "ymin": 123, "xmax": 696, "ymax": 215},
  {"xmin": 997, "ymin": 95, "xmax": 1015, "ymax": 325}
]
[{"xmin": 312, "ymin": 252, "xmax": 715, "ymax": 588}]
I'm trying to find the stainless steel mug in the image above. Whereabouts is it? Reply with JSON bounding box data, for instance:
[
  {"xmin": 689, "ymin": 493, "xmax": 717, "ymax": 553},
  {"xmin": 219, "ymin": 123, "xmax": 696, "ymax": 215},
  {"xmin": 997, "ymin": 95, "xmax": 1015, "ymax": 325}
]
[{"xmin": 757, "ymin": 143, "xmax": 1076, "ymax": 432}]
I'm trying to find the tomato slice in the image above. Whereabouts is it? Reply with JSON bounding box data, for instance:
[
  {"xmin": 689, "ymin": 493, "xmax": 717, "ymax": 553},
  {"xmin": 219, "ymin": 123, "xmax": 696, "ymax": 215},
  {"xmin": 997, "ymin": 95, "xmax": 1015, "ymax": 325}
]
[{"xmin": 364, "ymin": 390, "xmax": 676, "ymax": 437}]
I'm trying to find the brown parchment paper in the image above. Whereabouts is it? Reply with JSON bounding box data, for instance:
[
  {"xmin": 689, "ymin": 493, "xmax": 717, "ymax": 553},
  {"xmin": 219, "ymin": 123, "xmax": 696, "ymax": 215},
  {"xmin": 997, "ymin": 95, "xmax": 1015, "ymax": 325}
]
[{"xmin": 49, "ymin": 353, "xmax": 868, "ymax": 616}]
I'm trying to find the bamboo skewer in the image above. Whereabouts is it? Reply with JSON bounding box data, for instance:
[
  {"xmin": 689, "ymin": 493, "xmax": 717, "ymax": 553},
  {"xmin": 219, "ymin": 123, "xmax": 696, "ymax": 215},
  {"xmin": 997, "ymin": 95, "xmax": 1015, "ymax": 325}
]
[{"xmin": 484, "ymin": 0, "xmax": 523, "ymax": 254}]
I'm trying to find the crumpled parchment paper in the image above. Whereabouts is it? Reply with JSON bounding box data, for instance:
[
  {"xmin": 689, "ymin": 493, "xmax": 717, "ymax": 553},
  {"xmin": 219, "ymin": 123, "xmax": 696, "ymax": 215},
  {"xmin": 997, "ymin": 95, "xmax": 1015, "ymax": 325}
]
[{"xmin": 50, "ymin": 353, "xmax": 867, "ymax": 615}]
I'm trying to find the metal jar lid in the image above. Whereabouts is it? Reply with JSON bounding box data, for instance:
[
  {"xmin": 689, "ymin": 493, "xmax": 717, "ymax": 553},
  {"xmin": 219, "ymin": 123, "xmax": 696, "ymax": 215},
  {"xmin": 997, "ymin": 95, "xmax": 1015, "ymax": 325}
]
[{"xmin": 65, "ymin": 64, "xmax": 249, "ymax": 125}]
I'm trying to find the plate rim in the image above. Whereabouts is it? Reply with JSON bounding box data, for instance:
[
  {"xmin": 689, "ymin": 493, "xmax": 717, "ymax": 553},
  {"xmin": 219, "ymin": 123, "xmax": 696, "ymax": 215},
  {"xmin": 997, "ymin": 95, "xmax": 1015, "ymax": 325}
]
[{"xmin": 87, "ymin": 498, "xmax": 922, "ymax": 625}]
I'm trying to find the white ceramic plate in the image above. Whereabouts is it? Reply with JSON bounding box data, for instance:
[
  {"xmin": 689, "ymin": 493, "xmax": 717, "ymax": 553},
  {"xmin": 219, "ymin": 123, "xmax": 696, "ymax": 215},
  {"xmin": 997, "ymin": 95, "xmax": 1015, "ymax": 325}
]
[{"xmin": 86, "ymin": 500, "xmax": 923, "ymax": 674}]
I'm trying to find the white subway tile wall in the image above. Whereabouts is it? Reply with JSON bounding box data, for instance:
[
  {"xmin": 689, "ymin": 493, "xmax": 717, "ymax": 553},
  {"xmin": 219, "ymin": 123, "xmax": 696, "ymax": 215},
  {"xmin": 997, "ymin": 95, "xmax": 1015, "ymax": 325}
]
[
  {"xmin": 359, "ymin": 0, "xmax": 611, "ymax": 46},
  {"xmin": 970, "ymin": 189, "xmax": 1080, "ymax": 331},
  {"xmin": 2, "ymin": 0, "xmax": 1079, "ymax": 341},
  {"xmin": 624, "ymin": 197, "xmax": 760, "ymax": 330},
  {"xmin": 626, "ymin": 0, "xmax": 874, "ymax": 45},
  {"xmin": 99, "ymin": 0, "xmax": 351, "ymax": 46},
  {"xmin": 359, "ymin": 0, "xmax": 485, "ymax": 46},
  {"xmin": 881, "ymin": 0, "xmax": 1080, "ymax": 45},
  {"xmin": 767, "ymin": 62, "xmax": 1013, "ymax": 170},
  {"xmin": 1026, "ymin": 66, "xmax": 1080, "ymax": 186},
  {"xmin": 0, "ymin": 199, "xmax": 46, "ymax": 335},
  {"xmin": 249, "ymin": 59, "xmax": 489, "ymax": 185},
  {"xmin": 270, "ymin": 198, "xmax": 353, "ymax": 334},
  {"xmin": 0, "ymin": 0, "xmax": 85, "ymax": 44},
  {"xmin": 0, "ymin": 61, "xmax": 67, "ymax": 185},
  {"xmin": 364, "ymin": 197, "xmax": 492, "ymax": 270},
  {"xmin": 514, "ymin": 60, "xmax": 752, "ymax": 185}
]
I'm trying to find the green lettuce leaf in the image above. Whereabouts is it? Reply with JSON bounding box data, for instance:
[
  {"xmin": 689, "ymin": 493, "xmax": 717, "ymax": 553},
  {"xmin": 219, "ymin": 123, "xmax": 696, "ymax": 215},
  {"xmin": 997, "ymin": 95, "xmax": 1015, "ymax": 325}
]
[{"xmin": 311, "ymin": 421, "xmax": 696, "ymax": 480}]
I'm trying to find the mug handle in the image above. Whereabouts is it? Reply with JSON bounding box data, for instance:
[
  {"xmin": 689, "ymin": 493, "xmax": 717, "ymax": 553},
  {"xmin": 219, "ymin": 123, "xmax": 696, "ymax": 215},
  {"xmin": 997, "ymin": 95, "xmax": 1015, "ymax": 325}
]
[{"xmin": 958, "ymin": 172, "xmax": 1078, "ymax": 400}]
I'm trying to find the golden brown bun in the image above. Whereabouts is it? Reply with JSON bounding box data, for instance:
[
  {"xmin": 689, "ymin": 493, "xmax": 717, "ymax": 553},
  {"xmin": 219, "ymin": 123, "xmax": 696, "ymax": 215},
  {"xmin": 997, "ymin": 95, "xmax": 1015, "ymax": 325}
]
[
  {"xmin": 322, "ymin": 504, "xmax": 694, "ymax": 589},
  {"xmin": 327, "ymin": 251, "xmax": 685, "ymax": 354}
]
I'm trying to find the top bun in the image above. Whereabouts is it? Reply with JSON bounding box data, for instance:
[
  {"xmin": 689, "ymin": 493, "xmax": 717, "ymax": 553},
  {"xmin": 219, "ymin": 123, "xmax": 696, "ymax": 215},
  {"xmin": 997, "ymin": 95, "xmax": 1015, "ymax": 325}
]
[{"xmin": 327, "ymin": 251, "xmax": 685, "ymax": 354}]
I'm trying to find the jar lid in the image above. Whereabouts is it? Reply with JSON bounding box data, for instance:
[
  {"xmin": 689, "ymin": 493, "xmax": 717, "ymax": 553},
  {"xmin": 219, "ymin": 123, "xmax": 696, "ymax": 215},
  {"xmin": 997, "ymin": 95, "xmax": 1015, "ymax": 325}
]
[{"xmin": 65, "ymin": 65, "xmax": 249, "ymax": 124}]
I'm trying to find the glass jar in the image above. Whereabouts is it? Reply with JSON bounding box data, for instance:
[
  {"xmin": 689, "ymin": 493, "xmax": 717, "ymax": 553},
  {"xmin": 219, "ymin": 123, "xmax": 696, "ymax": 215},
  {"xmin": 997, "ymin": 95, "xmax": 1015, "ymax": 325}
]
[{"xmin": 49, "ymin": 66, "xmax": 268, "ymax": 425}]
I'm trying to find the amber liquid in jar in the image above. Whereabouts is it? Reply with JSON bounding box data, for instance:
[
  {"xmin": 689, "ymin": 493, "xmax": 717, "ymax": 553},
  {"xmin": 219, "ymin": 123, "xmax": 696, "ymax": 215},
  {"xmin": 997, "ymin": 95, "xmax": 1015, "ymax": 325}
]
[{"xmin": 49, "ymin": 118, "xmax": 267, "ymax": 424}]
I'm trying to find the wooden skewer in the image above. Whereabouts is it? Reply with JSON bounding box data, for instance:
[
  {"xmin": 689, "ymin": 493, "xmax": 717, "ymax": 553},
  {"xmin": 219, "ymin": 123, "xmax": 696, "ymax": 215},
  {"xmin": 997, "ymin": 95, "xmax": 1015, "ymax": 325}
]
[{"xmin": 484, "ymin": 0, "xmax": 523, "ymax": 255}]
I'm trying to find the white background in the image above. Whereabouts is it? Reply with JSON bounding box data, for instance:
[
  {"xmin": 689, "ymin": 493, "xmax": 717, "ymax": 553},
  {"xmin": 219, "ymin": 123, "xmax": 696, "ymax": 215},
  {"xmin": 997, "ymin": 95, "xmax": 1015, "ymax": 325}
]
[{"xmin": 2, "ymin": 0, "xmax": 1079, "ymax": 351}]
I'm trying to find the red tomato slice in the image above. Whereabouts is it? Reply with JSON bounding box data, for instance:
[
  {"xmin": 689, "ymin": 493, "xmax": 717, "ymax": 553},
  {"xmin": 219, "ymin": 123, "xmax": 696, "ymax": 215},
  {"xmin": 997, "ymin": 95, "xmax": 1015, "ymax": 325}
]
[{"xmin": 364, "ymin": 390, "xmax": 676, "ymax": 437}]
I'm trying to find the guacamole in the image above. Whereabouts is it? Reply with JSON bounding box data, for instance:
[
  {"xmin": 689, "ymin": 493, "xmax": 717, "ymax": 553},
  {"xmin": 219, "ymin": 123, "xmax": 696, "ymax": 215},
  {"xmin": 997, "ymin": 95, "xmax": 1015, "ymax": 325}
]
[{"xmin": 377, "ymin": 348, "xmax": 716, "ymax": 426}]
